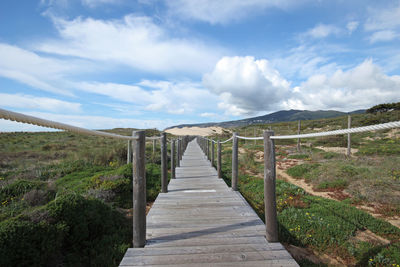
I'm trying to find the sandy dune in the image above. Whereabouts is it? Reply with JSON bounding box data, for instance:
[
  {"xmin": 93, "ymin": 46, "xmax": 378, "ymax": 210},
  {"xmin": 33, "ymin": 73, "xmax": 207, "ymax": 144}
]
[{"xmin": 165, "ymin": 126, "xmax": 228, "ymax": 136}]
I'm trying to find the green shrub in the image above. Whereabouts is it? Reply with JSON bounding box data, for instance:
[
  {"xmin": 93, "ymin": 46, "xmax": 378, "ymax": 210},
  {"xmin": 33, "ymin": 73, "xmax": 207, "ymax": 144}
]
[
  {"xmin": 0, "ymin": 219, "xmax": 66, "ymax": 267},
  {"xmin": 146, "ymin": 163, "xmax": 162, "ymax": 202},
  {"xmin": 317, "ymin": 179, "xmax": 349, "ymax": 190},
  {"xmin": 0, "ymin": 180, "xmax": 44, "ymax": 203},
  {"xmin": 287, "ymin": 163, "xmax": 320, "ymax": 178},
  {"xmin": 46, "ymin": 194, "xmax": 131, "ymax": 267},
  {"xmin": 288, "ymin": 154, "xmax": 310, "ymax": 159}
]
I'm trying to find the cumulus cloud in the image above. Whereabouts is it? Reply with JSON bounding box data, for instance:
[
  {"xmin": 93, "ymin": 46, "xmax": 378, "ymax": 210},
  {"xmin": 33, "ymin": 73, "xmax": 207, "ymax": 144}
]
[
  {"xmin": 203, "ymin": 56, "xmax": 291, "ymax": 116},
  {"xmin": 0, "ymin": 93, "xmax": 81, "ymax": 113},
  {"xmin": 36, "ymin": 14, "xmax": 224, "ymax": 74},
  {"xmin": 165, "ymin": 0, "xmax": 307, "ymax": 24},
  {"xmin": 291, "ymin": 59, "xmax": 400, "ymax": 111},
  {"xmin": 303, "ymin": 23, "xmax": 341, "ymax": 39}
]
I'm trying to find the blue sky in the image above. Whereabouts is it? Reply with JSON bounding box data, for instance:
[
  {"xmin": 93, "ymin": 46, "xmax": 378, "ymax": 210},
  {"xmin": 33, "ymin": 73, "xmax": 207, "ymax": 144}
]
[{"xmin": 0, "ymin": 0, "xmax": 399, "ymax": 131}]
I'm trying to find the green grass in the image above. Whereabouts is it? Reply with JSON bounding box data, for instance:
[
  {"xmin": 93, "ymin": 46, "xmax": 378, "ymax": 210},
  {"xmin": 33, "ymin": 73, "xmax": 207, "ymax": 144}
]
[
  {"xmin": 220, "ymin": 145, "xmax": 400, "ymax": 266},
  {"xmin": 286, "ymin": 163, "xmax": 320, "ymax": 179},
  {"xmin": 288, "ymin": 154, "xmax": 311, "ymax": 160},
  {"xmin": 0, "ymin": 129, "xmax": 168, "ymax": 267}
]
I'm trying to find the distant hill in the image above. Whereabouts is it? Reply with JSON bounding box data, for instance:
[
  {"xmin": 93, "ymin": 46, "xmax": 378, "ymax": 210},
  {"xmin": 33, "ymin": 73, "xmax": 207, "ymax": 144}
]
[{"xmin": 167, "ymin": 109, "xmax": 366, "ymax": 129}]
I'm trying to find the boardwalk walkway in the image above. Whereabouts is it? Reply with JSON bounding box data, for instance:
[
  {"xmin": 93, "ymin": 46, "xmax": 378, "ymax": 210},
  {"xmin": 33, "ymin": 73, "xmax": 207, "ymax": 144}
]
[{"xmin": 120, "ymin": 140, "xmax": 298, "ymax": 266}]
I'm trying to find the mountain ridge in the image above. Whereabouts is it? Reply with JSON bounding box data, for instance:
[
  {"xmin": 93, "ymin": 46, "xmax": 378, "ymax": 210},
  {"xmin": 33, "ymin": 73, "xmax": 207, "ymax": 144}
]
[{"xmin": 167, "ymin": 109, "xmax": 366, "ymax": 129}]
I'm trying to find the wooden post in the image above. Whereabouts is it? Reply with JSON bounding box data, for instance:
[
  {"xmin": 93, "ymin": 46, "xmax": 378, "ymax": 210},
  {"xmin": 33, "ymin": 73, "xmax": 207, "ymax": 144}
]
[
  {"xmin": 207, "ymin": 139, "xmax": 210, "ymax": 160},
  {"xmin": 232, "ymin": 132, "xmax": 238, "ymax": 191},
  {"xmin": 211, "ymin": 140, "xmax": 215, "ymax": 167},
  {"xmin": 132, "ymin": 130, "xmax": 146, "ymax": 247},
  {"xmin": 217, "ymin": 140, "xmax": 222, "ymax": 178},
  {"xmin": 171, "ymin": 139, "xmax": 176, "ymax": 179},
  {"xmin": 245, "ymin": 128, "xmax": 247, "ymax": 144},
  {"xmin": 152, "ymin": 139, "xmax": 156, "ymax": 162},
  {"xmin": 254, "ymin": 128, "xmax": 256, "ymax": 146},
  {"xmin": 127, "ymin": 140, "xmax": 132, "ymax": 164},
  {"xmin": 177, "ymin": 139, "xmax": 181, "ymax": 167},
  {"xmin": 297, "ymin": 120, "xmax": 301, "ymax": 152},
  {"xmin": 161, "ymin": 133, "xmax": 168, "ymax": 193},
  {"xmin": 263, "ymin": 130, "xmax": 278, "ymax": 242},
  {"xmin": 347, "ymin": 115, "xmax": 351, "ymax": 157}
]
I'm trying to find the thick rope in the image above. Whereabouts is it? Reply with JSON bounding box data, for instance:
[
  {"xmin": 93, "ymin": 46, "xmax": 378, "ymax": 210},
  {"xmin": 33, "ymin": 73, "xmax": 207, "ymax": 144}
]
[
  {"xmin": 0, "ymin": 108, "xmax": 137, "ymax": 140},
  {"xmin": 220, "ymin": 136, "xmax": 233, "ymax": 144},
  {"xmin": 271, "ymin": 121, "xmax": 400, "ymax": 139},
  {"xmin": 237, "ymin": 135, "xmax": 263, "ymax": 140}
]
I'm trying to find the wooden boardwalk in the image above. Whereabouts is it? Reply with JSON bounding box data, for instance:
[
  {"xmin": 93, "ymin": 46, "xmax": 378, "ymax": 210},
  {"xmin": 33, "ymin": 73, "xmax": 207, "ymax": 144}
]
[{"xmin": 120, "ymin": 140, "xmax": 298, "ymax": 266}]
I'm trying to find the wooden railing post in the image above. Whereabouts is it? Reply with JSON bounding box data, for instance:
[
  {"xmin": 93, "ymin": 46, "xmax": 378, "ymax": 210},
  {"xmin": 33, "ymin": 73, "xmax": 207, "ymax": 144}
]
[
  {"xmin": 232, "ymin": 132, "xmax": 238, "ymax": 191},
  {"xmin": 217, "ymin": 140, "xmax": 221, "ymax": 178},
  {"xmin": 161, "ymin": 133, "xmax": 168, "ymax": 193},
  {"xmin": 171, "ymin": 139, "xmax": 176, "ymax": 179},
  {"xmin": 132, "ymin": 130, "xmax": 146, "ymax": 248},
  {"xmin": 263, "ymin": 130, "xmax": 278, "ymax": 242},
  {"xmin": 297, "ymin": 120, "xmax": 301, "ymax": 152},
  {"xmin": 127, "ymin": 140, "xmax": 132, "ymax": 164},
  {"xmin": 152, "ymin": 139, "xmax": 156, "ymax": 162},
  {"xmin": 177, "ymin": 139, "xmax": 181, "ymax": 165},
  {"xmin": 206, "ymin": 140, "xmax": 210, "ymax": 160},
  {"xmin": 211, "ymin": 140, "xmax": 215, "ymax": 167},
  {"xmin": 347, "ymin": 115, "xmax": 351, "ymax": 157}
]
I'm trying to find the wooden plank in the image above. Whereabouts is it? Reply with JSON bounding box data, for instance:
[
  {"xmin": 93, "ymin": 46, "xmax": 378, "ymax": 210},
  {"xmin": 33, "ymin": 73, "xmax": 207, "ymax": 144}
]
[
  {"xmin": 120, "ymin": 259, "xmax": 299, "ymax": 267},
  {"xmin": 119, "ymin": 139, "xmax": 298, "ymax": 267},
  {"xmin": 124, "ymin": 243, "xmax": 285, "ymax": 256},
  {"xmin": 120, "ymin": 250, "xmax": 293, "ymax": 266}
]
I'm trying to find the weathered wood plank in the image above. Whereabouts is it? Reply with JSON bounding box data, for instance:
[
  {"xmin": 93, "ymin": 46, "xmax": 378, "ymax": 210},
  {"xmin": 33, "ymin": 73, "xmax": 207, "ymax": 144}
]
[{"xmin": 119, "ymin": 139, "xmax": 298, "ymax": 267}]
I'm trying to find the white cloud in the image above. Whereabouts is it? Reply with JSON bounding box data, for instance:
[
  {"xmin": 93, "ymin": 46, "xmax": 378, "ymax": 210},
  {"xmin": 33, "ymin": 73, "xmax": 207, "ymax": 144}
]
[
  {"xmin": 304, "ymin": 23, "xmax": 341, "ymax": 39},
  {"xmin": 165, "ymin": 0, "xmax": 307, "ymax": 24},
  {"xmin": 291, "ymin": 59, "xmax": 400, "ymax": 111},
  {"xmin": 203, "ymin": 56, "xmax": 291, "ymax": 116},
  {"xmin": 364, "ymin": 3, "xmax": 400, "ymax": 44},
  {"xmin": 0, "ymin": 43, "xmax": 82, "ymax": 95},
  {"xmin": 81, "ymin": 0, "xmax": 120, "ymax": 8},
  {"xmin": 365, "ymin": 3, "xmax": 400, "ymax": 31},
  {"xmin": 76, "ymin": 80, "xmax": 220, "ymax": 116},
  {"xmin": 0, "ymin": 93, "xmax": 81, "ymax": 113},
  {"xmin": 138, "ymin": 80, "xmax": 220, "ymax": 115},
  {"xmin": 200, "ymin": 112, "xmax": 216, "ymax": 118},
  {"xmin": 271, "ymin": 45, "xmax": 342, "ymax": 80},
  {"xmin": 369, "ymin": 30, "xmax": 398, "ymax": 43},
  {"xmin": 36, "ymin": 15, "xmax": 224, "ymax": 74},
  {"xmin": 346, "ymin": 21, "xmax": 359, "ymax": 34}
]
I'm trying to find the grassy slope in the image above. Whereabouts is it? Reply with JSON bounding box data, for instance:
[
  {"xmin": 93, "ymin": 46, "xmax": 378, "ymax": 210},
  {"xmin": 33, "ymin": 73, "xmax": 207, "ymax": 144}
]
[
  {"xmin": 0, "ymin": 129, "xmax": 167, "ymax": 267},
  {"xmin": 213, "ymin": 110, "xmax": 400, "ymax": 266}
]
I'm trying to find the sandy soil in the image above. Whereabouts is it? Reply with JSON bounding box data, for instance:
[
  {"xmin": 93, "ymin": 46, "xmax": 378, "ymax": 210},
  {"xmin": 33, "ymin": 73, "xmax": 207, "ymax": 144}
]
[
  {"xmin": 165, "ymin": 126, "xmax": 228, "ymax": 137},
  {"xmin": 316, "ymin": 146, "xmax": 359, "ymax": 154}
]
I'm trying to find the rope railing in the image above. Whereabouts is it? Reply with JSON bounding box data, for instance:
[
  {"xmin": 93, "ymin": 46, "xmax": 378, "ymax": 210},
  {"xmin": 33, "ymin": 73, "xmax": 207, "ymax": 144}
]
[
  {"xmin": 270, "ymin": 120, "xmax": 400, "ymax": 139},
  {"xmin": 0, "ymin": 107, "xmax": 196, "ymax": 249},
  {"xmin": 220, "ymin": 136, "xmax": 233, "ymax": 143},
  {"xmin": 0, "ymin": 108, "xmax": 137, "ymax": 140},
  {"xmin": 218, "ymin": 120, "xmax": 400, "ymax": 141},
  {"xmin": 196, "ymin": 118, "xmax": 400, "ymax": 242},
  {"xmin": 236, "ymin": 135, "xmax": 263, "ymax": 140}
]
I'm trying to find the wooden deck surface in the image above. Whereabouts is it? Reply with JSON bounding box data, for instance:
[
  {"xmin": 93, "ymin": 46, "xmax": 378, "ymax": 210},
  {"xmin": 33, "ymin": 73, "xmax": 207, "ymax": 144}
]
[{"xmin": 120, "ymin": 140, "xmax": 298, "ymax": 266}]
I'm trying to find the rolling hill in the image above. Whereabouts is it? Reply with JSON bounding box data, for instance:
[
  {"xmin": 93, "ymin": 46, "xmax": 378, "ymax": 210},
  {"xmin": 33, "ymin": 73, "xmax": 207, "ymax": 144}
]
[{"xmin": 167, "ymin": 109, "xmax": 365, "ymax": 129}]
